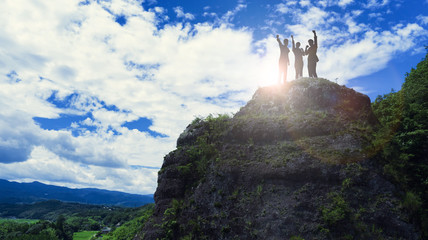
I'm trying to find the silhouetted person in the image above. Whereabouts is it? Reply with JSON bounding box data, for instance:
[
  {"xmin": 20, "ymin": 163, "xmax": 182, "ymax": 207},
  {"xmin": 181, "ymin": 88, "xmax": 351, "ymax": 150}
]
[
  {"xmin": 291, "ymin": 35, "xmax": 304, "ymax": 79},
  {"xmin": 305, "ymin": 30, "xmax": 318, "ymax": 78},
  {"xmin": 276, "ymin": 35, "xmax": 290, "ymax": 84}
]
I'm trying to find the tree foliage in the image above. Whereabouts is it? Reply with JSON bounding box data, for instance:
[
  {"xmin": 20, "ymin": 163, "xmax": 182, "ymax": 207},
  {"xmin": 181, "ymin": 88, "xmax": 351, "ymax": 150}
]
[
  {"xmin": 0, "ymin": 201, "xmax": 155, "ymax": 239},
  {"xmin": 0, "ymin": 220, "xmax": 59, "ymax": 240},
  {"xmin": 372, "ymin": 50, "xmax": 428, "ymax": 237},
  {"xmin": 103, "ymin": 204, "xmax": 154, "ymax": 240}
]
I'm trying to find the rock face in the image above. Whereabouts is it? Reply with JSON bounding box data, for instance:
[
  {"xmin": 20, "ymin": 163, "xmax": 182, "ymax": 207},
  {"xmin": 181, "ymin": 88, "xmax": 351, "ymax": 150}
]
[{"xmin": 138, "ymin": 78, "xmax": 418, "ymax": 239}]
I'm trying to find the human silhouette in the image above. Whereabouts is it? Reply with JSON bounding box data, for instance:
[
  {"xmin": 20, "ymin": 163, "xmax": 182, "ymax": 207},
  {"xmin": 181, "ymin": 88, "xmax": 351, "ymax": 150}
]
[
  {"xmin": 276, "ymin": 35, "xmax": 290, "ymax": 84},
  {"xmin": 305, "ymin": 30, "xmax": 318, "ymax": 78},
  {"xmin": 291, "ymin": 35, "xmax": 304, "ymax": 79}
]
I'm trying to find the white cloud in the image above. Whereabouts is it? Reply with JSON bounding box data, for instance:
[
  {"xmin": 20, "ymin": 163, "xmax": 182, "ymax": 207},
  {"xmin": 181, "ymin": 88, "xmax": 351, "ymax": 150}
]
[
  {"xmin": 174, "ymin": 6, "xmax": 195, "ymax": 20},
  {"xmin": 221, "ymin": 3, "xmax": 247, "ymax": 24},
  {"xmin": 0, "ymin": 0, "xmax": 263, "ymax": 194},
  {"xmin": 417, "ymin": 15, "xmax": 428, "ymax": 25},
  {"xmin": 368, "ymin": 12, "xmax": 382, "ymax": 18},
  {"xmin": 351, "ymin": 10, "xmax": 363, "ymax": 16},
  {"xmin": 317, "ymin": 0, "xmax": 328, "ymax": 8},
  {"xmin": 153, "ymin": 6, "xmax": 165, "ymax": 14},
  {"xmin": 347, "ymin": 86, "xmax": 373, "ymax": 95},
  {"xmin": 300, "ymin": 0, "xmax": 311, "ymax": 8},
  {"xmin": 368, "ymin": 12, "xmax": 385, "ymax": 22},
  {"xmin": 319, "ymin": 23, "xmax": 426, "ymax": 83},
  {"xmin": 270, "ymin": 1, "xmax": 426, "ymax": 88},
  {"xmin": 276, "ymin": 3, "xmax": 290, "ymax": 14},
  {"xmin": 339, "ymin": 0, "xmax": 354, "ymax": 7},
  {"xmin": 344, "ymin": 13, "xmax": 368, "ymax": 34},
  {"xmin": 0, "ymin": 146, "xmax": 158, "ymax": 194},
  {"xmin": 364, "ymin": 0, "xmax": 390, "ymax": 8},
  {"xmin": 288, "ymin": 7, "xmax": 329, "ymax": 32}
]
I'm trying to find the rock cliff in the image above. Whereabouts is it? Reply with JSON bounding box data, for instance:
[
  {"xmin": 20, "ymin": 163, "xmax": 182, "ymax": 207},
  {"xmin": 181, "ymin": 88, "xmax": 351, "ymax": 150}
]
[{"xmin": 138, "ymin": 78, "xmax": 419, "ymax": 239}]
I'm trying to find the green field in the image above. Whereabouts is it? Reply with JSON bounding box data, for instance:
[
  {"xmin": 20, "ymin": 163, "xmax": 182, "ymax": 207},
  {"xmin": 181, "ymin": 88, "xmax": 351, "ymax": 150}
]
[
  {"xmin": 0, "ymin": 218, "xmax": 39, "ymax": 224},
  {"xmin": 73, "ymin": 231, "xmax": 99, "ymax": 240}
]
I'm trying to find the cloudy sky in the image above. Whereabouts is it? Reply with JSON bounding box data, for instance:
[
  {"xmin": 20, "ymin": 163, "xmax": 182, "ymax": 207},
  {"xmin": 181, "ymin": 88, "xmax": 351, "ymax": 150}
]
[{"xmin": 0, "ymin": 0, "xmax": 427, "ymax": 195}]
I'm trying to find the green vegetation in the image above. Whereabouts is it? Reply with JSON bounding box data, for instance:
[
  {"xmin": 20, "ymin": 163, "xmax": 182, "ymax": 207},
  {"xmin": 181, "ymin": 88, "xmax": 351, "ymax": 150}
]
[
  {"xmin": 103, "ymin": 204, "xmax": 153, "ymax": 240},
  {"xmin": 316, "ymin": 52, "xmax": 428, "ymax": 237},
  {"xmin": 290, "ymin": 236, "xmax": 305, "ymax": 240},
  {"xmin": 153, "ymin": 114, "xmax": 233, "ymax": 239},
  {"xmin": 72, "ymin": 231, "xmax": 98, "ymax": 240},
  {"xmin": 314, "ymin": 51, "xmax": 428, "ymax": 239},
  {"xmin": 371, "ymin": 49, "xmax": 428, "ymax": 237},
  {"xmin": 0, "ymin": 201, "xmax": 154, "ymax": 240},
  {"xmin": 0, "ymin": 218, "xmax": 38, "ymax": 224},
  {"xmin": 321, "ymin": 191, "xmax": 349, "ymax": 226},
  {"xmin": 181, "ymin": 114, "xmax": 230, "ymax": 179},
  {"xmin": 0, "ymin": 200, "xmax": 153, "ymax": 228},
  {"xmin": 160, "ymin": 199, "xmax": 183, "ymax": 240},
  {"xmin": 0, "ymin": 219, "xmax": 60, "ymax": 240}
]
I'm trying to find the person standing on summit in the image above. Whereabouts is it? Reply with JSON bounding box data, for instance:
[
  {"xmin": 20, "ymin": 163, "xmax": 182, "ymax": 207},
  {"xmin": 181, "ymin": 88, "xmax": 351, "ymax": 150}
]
[
  {"xmin": 276, "ymin": 35, "xmax": 290, "ymax": 84},
  {"xmin": 291, "ymin": 35, "xmax": 304, "ymax": 79},
  {"xmin": 305, "ymin": 30, "xmax": 319, "ymax": 78}
]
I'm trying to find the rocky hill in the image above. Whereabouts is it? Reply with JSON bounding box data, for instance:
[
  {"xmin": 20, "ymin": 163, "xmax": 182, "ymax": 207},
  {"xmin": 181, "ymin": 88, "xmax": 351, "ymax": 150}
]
[{"xmin": 138, "ymin": 78, "xmax": 419, "ymax": 239}]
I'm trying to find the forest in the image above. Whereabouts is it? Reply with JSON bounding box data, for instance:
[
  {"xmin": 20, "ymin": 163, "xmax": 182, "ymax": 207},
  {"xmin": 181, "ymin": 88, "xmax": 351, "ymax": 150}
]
[
  {"xmin": 0, "ymin": 200, "xmax": 153, "ymax": 240},
  {"xmin": 371, "ymin": 49, "xmax": 427, "ymax": 237}
]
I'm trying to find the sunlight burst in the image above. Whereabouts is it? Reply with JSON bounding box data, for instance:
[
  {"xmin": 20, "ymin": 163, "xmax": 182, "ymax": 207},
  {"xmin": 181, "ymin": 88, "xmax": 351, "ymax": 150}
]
[
  {"xmin": 257, "ymin": 62, "xmax": 295, "ymax": 87},
  {"xmin": 257, "ymin": 62, "xmax": 278, "ymax": 87}
]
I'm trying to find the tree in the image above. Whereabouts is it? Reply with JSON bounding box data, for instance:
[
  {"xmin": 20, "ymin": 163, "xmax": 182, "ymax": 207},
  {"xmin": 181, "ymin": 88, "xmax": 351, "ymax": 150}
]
[{"xmin": 372, "ymin": 49, "xmax": 428, "ymax": 237}]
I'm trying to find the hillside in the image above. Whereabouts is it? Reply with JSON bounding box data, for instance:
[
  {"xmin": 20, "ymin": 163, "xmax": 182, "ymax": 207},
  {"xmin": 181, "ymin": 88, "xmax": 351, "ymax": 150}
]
[
  {"xmin": 0, "ymin": 200, "xmax": 154, "ymax": 240},
  {"xmin": 138, "ymin": 77, "xmax": 422, "ymax": 239},
  {"xmin": 0, "ymin": 179, "xmax": 153, "ymax": 207},
  {"xmin": 0, "ymin": 200, "xmax": 146, "ymax": 222}
]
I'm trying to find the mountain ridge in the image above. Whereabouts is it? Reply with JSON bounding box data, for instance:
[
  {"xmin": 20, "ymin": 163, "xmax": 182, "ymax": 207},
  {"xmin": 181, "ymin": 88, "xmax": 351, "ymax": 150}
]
[{"xmin": 0, "ymin": 179, "xmax": 153, "ymax": 207}]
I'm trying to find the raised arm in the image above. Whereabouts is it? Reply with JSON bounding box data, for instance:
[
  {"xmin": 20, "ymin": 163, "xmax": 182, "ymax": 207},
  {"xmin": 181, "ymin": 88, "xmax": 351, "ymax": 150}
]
[
  {"xmin": 276, "ymin": 35, "xmax": 283, "ymax": 46},
  {"xmin": 313, "ymin": 30, "xmax": 317, "ymax": 47},
  {"xmin": 291, "ymin": 35, "xmax": 296, "ymax": 50}
]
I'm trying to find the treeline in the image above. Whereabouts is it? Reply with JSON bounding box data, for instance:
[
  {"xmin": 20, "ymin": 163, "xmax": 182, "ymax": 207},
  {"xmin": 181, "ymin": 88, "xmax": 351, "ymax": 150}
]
[
  {"xmin": 0, "ymin": 200, "xmax": 146, "ymax": 223},
  {"xmin": 0, "ymin": 200, "xmax": 154, "ymax": 239},
  {"xmin": 0, "ymin": 219, "xmax": 59, "ymax": 240},
  {"xmin": 371, "ymin": 49, "xmax": 428, "ymax": 237}
]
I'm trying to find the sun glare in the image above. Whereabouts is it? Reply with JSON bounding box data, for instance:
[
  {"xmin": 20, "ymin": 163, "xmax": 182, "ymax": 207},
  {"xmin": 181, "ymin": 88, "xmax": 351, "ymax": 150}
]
[
  {"xmin": 258, "ymin": 62, "xmax": 294, "ymax": 87},
  {"xmin": 257, "ymin": 63, "xmax": 277, "ymax": 87}
]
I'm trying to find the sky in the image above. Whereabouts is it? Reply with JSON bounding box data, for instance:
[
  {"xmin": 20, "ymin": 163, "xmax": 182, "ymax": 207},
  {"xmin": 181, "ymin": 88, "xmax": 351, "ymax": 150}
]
[{"xmin": 0, "ymin": 0, "xmax": 427, "ymax": 195}]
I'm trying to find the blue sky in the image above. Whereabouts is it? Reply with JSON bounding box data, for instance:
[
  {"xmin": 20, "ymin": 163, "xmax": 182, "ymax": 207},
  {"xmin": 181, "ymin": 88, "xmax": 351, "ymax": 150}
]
[{"xmin": 0, "ymin": 0, "xmax": 426, "ymax": 194}]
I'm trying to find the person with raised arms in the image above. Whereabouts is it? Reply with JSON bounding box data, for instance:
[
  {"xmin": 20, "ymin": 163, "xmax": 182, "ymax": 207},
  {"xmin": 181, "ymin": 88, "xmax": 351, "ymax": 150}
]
[
  {"xmin": 276, "ymin": 34, "xmax": 290, "ymax": 84},
  {"xmin": 305, "ymin": 30, "xmax": 319, "ymax": 78},
  {"xmin": 291, "ymin": 35, "xmax": 304, "ymax": 79}
]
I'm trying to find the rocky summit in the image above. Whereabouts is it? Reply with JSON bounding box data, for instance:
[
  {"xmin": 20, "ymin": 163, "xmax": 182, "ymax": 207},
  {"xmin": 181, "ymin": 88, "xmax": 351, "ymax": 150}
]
[{"xmin": 138, "ymin": 78, "xmax": 419, "ymax": 239}]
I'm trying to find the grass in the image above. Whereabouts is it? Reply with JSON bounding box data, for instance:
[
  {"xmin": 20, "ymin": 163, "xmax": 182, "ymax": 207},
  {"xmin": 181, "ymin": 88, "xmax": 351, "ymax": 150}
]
[
  {"xmin": 73, "ymin": 231, "xmax": 99, "ymax": 240},
  {"xmin": 0, "ymin": 218, "xmax": 39, "ymax": 224}
]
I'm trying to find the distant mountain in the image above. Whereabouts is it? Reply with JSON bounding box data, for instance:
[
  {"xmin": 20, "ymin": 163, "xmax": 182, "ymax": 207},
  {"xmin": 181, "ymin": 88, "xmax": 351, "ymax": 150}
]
[{"xmin": 0, "ymin": 179, "xmax": 153, "ymax": 207}]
